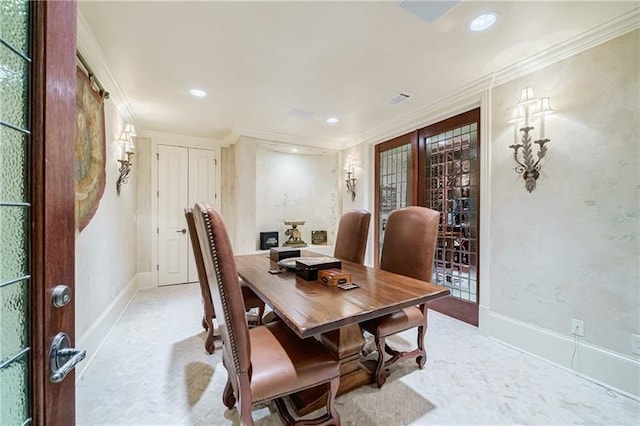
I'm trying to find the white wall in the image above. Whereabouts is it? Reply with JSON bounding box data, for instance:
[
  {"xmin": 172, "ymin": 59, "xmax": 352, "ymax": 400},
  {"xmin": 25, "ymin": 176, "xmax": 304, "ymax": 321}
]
[
  {"xmin": 75, "ymin": 100, "xmax": 138, "ymax": 374},
  {"xmin": 486, "ymin": 30, "xmax": 639, "ymax": 396},
  {"xmin": 256, "ymin": 147, "xmax": 339, "ymax": 248},
  {"xmin": 231, "ymin": 136, "xmax": 340, "ymax": 254}
]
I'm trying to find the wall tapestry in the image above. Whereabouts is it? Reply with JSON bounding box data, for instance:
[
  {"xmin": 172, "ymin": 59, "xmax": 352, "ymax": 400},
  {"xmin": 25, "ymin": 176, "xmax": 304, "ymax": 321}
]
[{"xmin": 75, "ymin": 66, "xmax": 106, "ymax": 231}]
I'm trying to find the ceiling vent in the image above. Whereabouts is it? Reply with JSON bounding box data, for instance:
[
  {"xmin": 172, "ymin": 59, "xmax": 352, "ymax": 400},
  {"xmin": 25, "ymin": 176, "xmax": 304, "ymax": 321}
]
[
  {"xmin": 398, "ymin": 0, "xmax": 459, "ymax": 23},
  {"xmin": 386, "ymin": 93, "xmax": 410, "ymax": 105},
  {"xmin": 287, "ymin": 108, "xmax": 315, "ymax": 119}
]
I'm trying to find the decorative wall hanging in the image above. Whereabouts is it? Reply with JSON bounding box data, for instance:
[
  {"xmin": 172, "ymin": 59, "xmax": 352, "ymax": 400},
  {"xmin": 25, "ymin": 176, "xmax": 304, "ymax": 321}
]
[{"xmin": 75, "ymin": 63, "xmax": 107, "ymax": 231}]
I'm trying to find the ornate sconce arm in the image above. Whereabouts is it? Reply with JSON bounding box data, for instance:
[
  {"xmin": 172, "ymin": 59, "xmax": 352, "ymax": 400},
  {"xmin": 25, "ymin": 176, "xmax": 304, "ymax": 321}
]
[
  {"xmin": 345, "ymin": 171, "xmax": 356, "ymax": 202},
  {"xmin": 507, "ymin": 89, "xmax": 554, "ymax": 192},
  {"xmin": 116, "ymin": 152, "xmax": 134, "ymax": 195}
]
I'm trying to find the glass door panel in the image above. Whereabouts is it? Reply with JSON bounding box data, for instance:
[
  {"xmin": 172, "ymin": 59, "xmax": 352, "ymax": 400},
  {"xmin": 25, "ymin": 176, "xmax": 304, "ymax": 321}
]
[
  {"xmin": 0, "ymin": 0, "xmax": 32, "ymax": 424},
  {"xmin": 374, "ymin": 132, "xmax": 416, "ymax": 262},
  {"xmin": 424, "ymin": 123, "xmax": 478, "ymax": 302}
]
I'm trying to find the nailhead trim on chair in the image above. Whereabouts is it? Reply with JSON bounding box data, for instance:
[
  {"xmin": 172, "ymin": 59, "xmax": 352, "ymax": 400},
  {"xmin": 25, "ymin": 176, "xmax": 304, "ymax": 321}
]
[{"xmin": 202, "ymin": 209, "xmax": 242, "ymax": 375}]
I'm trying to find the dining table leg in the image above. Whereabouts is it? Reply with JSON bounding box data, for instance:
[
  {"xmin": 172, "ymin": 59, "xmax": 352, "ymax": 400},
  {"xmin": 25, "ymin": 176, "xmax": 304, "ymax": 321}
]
[{"xmin": 289, "ymin": 323, "xmax": 375, "ymax": 415}]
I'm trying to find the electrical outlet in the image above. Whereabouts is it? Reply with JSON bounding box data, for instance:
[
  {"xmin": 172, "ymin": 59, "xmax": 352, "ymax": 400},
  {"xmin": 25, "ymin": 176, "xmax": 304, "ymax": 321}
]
[
  {"xmin": 571, "ymin": 318, "xmax": 584, "ymax": 337},
  {"xmin": 632, "ymin": 334, "xmax": 640, "ymax": 355}
]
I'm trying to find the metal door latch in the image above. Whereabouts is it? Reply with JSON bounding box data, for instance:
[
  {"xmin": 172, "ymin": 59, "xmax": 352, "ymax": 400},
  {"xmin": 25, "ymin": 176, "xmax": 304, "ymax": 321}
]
[{"xmin": 49, "ymin": 332, "xmax": 86, "ymax": 383}]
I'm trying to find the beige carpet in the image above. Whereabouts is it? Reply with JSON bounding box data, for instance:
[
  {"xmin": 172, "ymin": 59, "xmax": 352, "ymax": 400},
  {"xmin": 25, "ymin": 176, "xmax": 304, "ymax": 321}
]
[
  {"xmin": 175, "ymin": 332, "xmax": 433, "ymax": 425},
  {"xmin": 76, "ymin": 284, "xmax": 640, "ymax": 425}
]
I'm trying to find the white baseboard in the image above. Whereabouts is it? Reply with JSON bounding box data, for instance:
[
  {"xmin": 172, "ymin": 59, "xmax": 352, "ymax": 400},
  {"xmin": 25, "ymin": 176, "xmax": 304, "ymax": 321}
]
[
  {"xmin": 481, "ymin": 307, "xmax": 640, "ymax": 400},
  {"xmin": 137, "ymin": 271, "xmax": 153, "ymax": 289},
  {"xmin": 76, "ymin": 275, "xmax": 139, "ymax": 380}
]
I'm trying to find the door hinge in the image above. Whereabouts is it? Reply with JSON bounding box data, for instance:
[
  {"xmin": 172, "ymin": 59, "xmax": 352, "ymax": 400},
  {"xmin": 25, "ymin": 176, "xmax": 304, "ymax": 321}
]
[
  {"xmin": 215, "ymin": 193, "xmax": 218, "ymax": 199},
  {"xmin": 214, "ymin": 159, "xmax": 217, "ymax": 166},
  {"xmin": 156, "ymin": 227, "xmax": 159, "ymax": 234},
  {"xmin": 156, "ymin": 264, "xmax": 159, "ymax": 271},
  {"xmin": 157, "ymin": 190, "xmax": 159, "ymax": 198},
  {"xmin": 156, "ymin": 153, "xmax": 159, "ymax": 160}
]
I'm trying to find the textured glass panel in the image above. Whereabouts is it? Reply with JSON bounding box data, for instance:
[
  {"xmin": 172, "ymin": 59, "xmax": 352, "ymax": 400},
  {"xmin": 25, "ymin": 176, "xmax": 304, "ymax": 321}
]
[
  {"xmin": 0, "ymin": 0, "xmax": 30, "ymax": 55},
  {"xmin": 0, "ymin": 206, "xmax": 28, "ymax": 283},
  {"xmin": 0, "ymin": 126, "xmax": 28, "ymax": 202},
  {"xmin": 0, "ymin": 279, "xmax": 28, "ymax": 365},
  {"xmin": 0, "ymin": 44, "xmax": 29, "ymax": 129},
  {"xmin": 0, "ymin": 353, "xmax": 30, "ymax": 426}
]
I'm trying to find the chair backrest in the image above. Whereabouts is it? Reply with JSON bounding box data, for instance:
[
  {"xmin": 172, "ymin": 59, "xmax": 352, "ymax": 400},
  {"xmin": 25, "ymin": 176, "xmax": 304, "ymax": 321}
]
[
  {"xmin": 333, "ymin": 209, "xmax": 371, "ymax": 264},
  {"xmin": 184, "ymin": 207, "xmax": 215, "ymax": 320},
  {"xmin": 380, "ymin": 206, "xmax": 439, "ymax": 282},
  {"xmin": 192, "ymin": 202, "xmax": 251, "ymax": 378}
]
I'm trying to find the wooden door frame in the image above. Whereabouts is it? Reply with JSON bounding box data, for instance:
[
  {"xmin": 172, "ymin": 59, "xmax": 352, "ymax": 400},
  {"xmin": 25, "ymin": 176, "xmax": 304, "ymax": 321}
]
[
  {"xmin": 31, "ymin": 1, "xmax": 77, "ymax": 424},
  {"xmin": 373, "ymin": 131, "xmax": 418, "ymax": 267},
  {"xmin": 417, "ymin": 107, "xmax": 481, "ymax": 326}
]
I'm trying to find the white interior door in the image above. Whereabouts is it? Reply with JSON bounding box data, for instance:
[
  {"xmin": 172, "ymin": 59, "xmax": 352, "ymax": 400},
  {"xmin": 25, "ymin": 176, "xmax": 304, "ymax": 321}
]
[
  {"xmin": 187, "ymin": 148, "xmax": 218, "ymax": 282},
  {"xmin": 158, "ymin": 145, "xmax": 189, "ymax": 286}
]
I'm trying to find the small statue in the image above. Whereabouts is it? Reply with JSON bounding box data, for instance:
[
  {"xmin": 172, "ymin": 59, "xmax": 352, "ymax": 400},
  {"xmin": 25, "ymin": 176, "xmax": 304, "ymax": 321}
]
[{"xmin": 283, "ymin": 221, "xmax": 307, "ymax": 248}]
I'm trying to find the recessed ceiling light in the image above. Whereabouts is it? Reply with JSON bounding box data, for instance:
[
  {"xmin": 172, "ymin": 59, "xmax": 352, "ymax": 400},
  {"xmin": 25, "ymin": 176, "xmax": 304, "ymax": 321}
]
[
  {"xmin": 291, "ymin": 148, "xmax": 298, "ymax": 153},
  {"xmin": 469, "ymin": 12, "xmax": 499, "ymax": 32},
  {"xmin": 326, "ymin": 117, "xmax": 339, "ymax": 124},
  {"xmin": 190, "ymin": 89, "xmax": 207, "ymax": 97}
]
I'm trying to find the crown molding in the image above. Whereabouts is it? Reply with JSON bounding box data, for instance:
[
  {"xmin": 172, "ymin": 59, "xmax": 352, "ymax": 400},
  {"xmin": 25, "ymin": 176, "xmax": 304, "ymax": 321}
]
[
  {"xmin": 492, "ymin": 7, "xmax": 640, "ymax": 88},
  {"xmin": 229, "ymin": 127, "xmax": 341, "ymax": 151},
  {"xmin": 346, "ymin": 7, "xmax": 640, "ymax": 149},
  {"xmin": 77, "ymin": 11, "xmax": 136, "ymax": 123}
]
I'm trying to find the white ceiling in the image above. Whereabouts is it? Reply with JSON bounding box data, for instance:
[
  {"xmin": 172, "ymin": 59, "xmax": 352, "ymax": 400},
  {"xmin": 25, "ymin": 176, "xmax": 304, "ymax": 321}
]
[{"xmin": 78, "ymin": 1, "xmax": 638, "ymax": 150}]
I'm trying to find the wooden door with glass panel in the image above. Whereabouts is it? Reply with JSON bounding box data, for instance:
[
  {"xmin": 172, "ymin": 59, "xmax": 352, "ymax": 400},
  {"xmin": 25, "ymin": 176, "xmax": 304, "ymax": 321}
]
[
  {"xmin": 1, "ymin": 1, "xmax": 78, "ymax": 424},
  {"xmin": 418, "ymin": 108, "xmax": 480, "ymax": 326}
]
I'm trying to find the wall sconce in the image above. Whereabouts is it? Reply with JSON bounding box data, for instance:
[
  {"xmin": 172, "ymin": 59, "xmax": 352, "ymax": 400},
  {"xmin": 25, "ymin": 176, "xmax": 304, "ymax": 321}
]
[
  {"xmin": 115, "ymin": 124, "xmax": 136, "ymax": 195},
  {"xmin": 508, "ymin": 87, "xmax": 554, "ymax": 192},
  {"xmin": 344, "ymin": 154, "xmax": 357, "ymax": 201}
]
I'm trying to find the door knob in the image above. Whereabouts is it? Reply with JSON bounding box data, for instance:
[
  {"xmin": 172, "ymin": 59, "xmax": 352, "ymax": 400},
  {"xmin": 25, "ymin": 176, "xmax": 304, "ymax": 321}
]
[
  {"xmin": 176, "ymin": 228, "xmax": 187, "ymax": 234},
  {"xmin": 49, "ymin": 332, "xmax": 86, "ymax": 383}
]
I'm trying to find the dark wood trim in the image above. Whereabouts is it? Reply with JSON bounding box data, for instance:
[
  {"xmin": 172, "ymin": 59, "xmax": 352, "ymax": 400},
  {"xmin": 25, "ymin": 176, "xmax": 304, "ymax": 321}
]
[
  {"xmin": 429, "ymin": 296, "xmax": 479, "ymax": 326},
  {"xmin": 31, "ymin": 1, "xmax": 77, "ymax": 425}
]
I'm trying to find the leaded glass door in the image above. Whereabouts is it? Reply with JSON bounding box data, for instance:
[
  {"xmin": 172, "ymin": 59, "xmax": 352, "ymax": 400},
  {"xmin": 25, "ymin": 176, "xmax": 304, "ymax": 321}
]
[
  {"xmin": 374, "ymin": 132, "xmax": 417, "ymax": 265},
  {"xmin": 1, "ymin": 1, "xmax": 78, "ymax": 424},
  {"xmin": 419, "ymin": 108, "xmax": 480, "ymax": 326}
]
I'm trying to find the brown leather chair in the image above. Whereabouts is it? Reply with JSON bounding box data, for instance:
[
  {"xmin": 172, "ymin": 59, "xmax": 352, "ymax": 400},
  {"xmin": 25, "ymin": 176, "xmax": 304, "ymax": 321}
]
[
  {"xmin": 185, "ymin": 207, "xmax": 265, "ymax": 354},
  {"xmin": 192, "ymin": 202, "xmax": 341, "ymax": 426},
  {"xmin": 361, "ymin": 206, "xmax": 439, "ymax": 387},
  {"xmin": 333, "ymin": 209, "xmax": 371, "ymax": 264}
]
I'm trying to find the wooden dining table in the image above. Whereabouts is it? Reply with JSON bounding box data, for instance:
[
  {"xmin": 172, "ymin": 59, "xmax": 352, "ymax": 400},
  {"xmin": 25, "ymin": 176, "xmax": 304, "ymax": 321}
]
[{"xmin": 235, "ymin": 250, "xmax": 450, "ymax": 413}]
